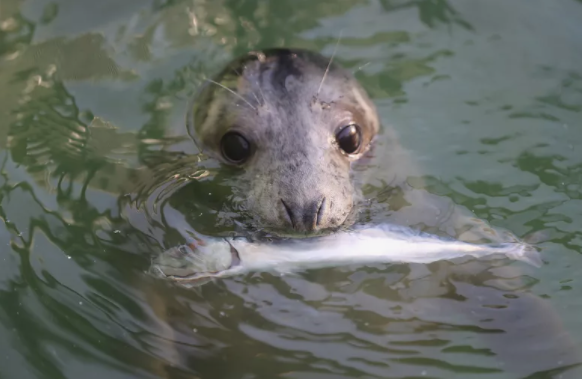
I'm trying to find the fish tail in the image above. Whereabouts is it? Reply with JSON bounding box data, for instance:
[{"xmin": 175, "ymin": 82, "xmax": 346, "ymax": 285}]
[{"xmin": 506, "ymin": 243, "xmax": 542, "ymax": 267}]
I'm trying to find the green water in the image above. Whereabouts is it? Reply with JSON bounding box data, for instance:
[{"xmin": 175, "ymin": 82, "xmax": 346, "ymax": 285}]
[{"xmin": 1, "ymin": 0, "xmax": 581, "ymax": 378}]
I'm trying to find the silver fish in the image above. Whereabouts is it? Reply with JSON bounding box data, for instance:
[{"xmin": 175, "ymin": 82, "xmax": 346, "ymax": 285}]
[{"xmin": 151, "ymin": 224, "xmax": 541, "ymax": 284}]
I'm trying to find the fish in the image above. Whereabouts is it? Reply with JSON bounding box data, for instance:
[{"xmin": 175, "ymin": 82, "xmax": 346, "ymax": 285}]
[{"xmin": 150, "ymin": 223, "xmax": 542, "ymax": 284}]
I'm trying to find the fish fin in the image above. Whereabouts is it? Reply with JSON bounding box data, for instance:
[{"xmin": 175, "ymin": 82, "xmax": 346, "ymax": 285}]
[{"xmin": 508, "ymin": 243, "xmax": 543, "ymax": 268}]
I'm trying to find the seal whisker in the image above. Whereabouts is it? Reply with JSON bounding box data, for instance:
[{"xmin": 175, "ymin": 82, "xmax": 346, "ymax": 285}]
[
  {"xmin": 256, "ymin": 80, "xmax": 266, "ymax": 106},
  {"xmin": 248, "ymin": 50, "xmax": 268, "ymax": 105},
  {"xmin": 205, "ymin": 78, "xmax": 257, "ymax": 111},
  {"xmin": 353, "ymin": 62, "xmax": 370, "ymax": 75},
  {"xmin": 233, "ymin": 68, "xmax": 263, "ymax": 107},
  {"xmin": 316, "ymin": 30, "xmax": 343, "ymax": 100},
  {"xmin": 250, "ymin": 89, "xmax": 261, "ymax": 106}
]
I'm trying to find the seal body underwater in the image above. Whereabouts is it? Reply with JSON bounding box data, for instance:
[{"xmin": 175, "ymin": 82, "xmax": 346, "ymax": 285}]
[{"xmin": 187, "ymin": 48, "xmax": 379, "ymax": 235}]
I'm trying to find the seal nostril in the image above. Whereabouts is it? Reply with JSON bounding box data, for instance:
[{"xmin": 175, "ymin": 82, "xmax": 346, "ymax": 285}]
[
  {"xmin": 315, "ymin": 197, "xmax": 326, "ymax": 227},
  {"xmin": 280, "ymin": 199, "xmax": 295, "ymax": 229}
]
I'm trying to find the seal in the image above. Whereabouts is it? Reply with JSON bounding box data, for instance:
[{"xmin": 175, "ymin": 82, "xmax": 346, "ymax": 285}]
[
  {"xmin": 149, "ymin": 49, "xmax": 582, "ymax": 376},
  {"xmin": 187, "ymin": 48, "xmax": 379, "ymax": 235}
]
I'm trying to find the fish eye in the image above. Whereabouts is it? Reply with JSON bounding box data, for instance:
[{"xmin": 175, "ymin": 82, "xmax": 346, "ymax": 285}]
[
  {"xmin": 221, "ymin": 132, "xmax": 251, "ymax": 164},
  {"xmin": 336, "ymin": 124, "xmax": 362, "ymax": 154}
]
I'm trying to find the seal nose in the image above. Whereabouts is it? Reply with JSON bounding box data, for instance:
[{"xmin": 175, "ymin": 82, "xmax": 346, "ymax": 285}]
[{"xmin": 281, "ymin": 197, "xmax": 327, "ymax": 232}]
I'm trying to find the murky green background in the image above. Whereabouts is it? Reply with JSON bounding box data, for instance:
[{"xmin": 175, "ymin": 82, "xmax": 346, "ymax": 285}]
[{"xmin": 1, "ymin": 0, "xmax": 581, "ymax": 378}]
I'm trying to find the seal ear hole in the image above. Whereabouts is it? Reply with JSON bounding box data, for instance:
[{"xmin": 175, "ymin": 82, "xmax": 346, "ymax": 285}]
[
  {"xmin": 220, "ymin": 131, "xmax": 251, "ymax": 164},
  {"xmin": 336, "ymin": 124, "xmax": 362, "ymax": 155}
]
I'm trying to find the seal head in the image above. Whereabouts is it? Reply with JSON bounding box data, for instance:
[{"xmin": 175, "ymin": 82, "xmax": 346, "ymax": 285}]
[{"xmin": 188, "ymin": 48, "xmax": 379, "ymax": 235}]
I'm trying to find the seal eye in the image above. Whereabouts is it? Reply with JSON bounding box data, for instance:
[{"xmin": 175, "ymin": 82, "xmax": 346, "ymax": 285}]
[
  {"xmin": 336, "ymin": 124, "xmax": 362, "ymax": 154},
  {"xmin": 221, "ymin": 132, "xmax": 251, "ymax": 164}
]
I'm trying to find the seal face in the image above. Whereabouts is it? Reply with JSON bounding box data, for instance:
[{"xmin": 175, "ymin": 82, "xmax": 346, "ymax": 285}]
[{"xmin": 188, "ymin": 48, "xmax": 379, "ymax": 235}]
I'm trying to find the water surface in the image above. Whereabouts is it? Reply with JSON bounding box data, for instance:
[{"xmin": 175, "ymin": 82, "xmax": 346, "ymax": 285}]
[{"xmin": 0, "ymin": 0, "xmax": 581, "ymax": 378}]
